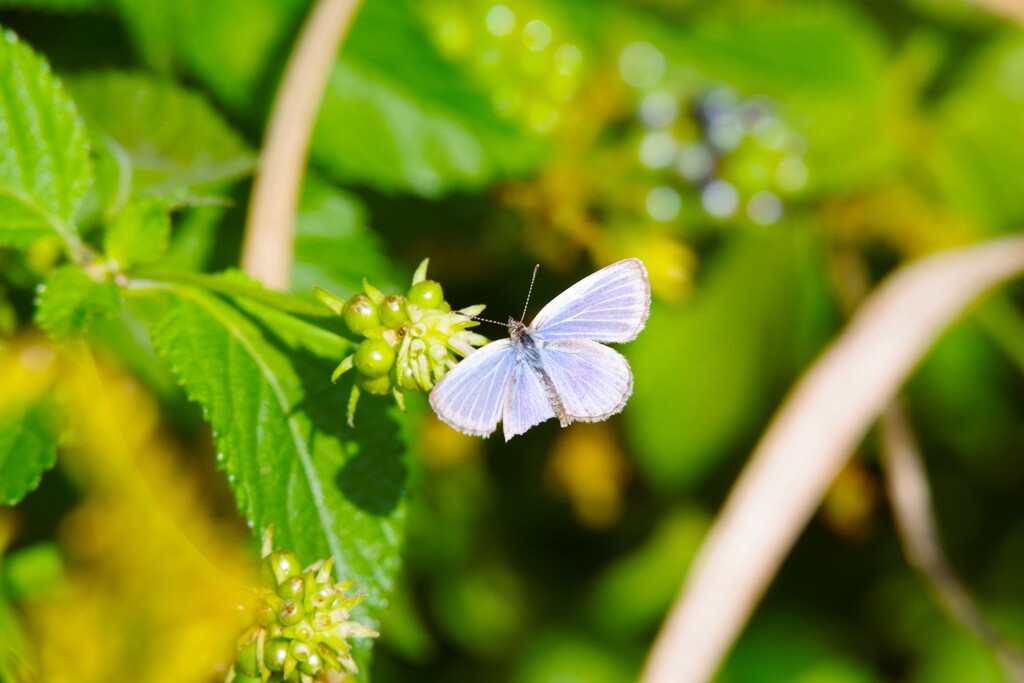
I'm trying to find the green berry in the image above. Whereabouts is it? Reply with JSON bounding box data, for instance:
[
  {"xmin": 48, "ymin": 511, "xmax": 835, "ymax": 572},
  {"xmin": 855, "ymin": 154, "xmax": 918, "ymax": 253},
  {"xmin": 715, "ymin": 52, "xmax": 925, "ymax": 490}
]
[
  {"xmin": 354, "ymin": 339, "xmax": 396, "ymax": 378},
  {"xmin": 264, "ymin": 638, "xmax": 290, "ymax": 672},
  {"xmin": 380, "ymin": 295, "xmax": 409, "ymax": 328},
  {"xmin": 408, "ymin": 280, "xmax": 444, "ymax": 309},
  {"xmin": 299, "ymin": 651, "xmax": 325, "ymax": 676},
  {"xmin": 361, "ymin": 374, "xmax": 393, "ymax": 395},
  {"xmin": 231, "ymin": 673, "xmax": 261, "ymax": 683},
  {"xmin": 342, "ymin": 295, "xmax": 379, "ymax": 334}
]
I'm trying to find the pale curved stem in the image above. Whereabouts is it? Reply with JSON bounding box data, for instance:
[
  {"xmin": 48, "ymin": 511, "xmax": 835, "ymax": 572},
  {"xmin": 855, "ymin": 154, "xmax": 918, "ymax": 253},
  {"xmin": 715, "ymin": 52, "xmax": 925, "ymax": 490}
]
[
  {"xmin": 241, "ymin": 0, "xmax": 364, "ymax": 290},
  {"xmin": 640, "ymin": 235, "xmax": 1024, "ymax": 683},
  {"xmin": 880, "ymin": 404, "xmax": 1024, "ymax": 683}
]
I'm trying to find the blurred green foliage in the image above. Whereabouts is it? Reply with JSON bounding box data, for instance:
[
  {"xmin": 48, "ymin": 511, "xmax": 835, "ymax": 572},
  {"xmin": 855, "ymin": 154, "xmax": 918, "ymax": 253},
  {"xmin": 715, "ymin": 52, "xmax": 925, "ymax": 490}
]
[{"xmin": 1, "ymin": 0, "xmax": 1024, "ymax": 681}]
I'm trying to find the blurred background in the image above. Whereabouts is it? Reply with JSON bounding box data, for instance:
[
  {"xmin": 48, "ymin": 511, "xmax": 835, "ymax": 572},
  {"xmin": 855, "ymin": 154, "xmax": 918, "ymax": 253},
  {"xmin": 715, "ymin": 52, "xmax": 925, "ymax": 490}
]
[{"xmin": 2, "ymin": 0, "xmax": 1024, "ymax": 681}]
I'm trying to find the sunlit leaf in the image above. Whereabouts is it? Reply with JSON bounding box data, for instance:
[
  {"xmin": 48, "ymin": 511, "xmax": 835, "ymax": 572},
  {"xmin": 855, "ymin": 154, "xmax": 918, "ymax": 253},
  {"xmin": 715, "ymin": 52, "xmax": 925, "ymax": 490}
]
[
  {"xmin": 135, "ymin": 282, "xmax": 409, "ymax": 626},
  {"xmin": 0, "ymin": 27, "xmax": 91, "ymax": 252},
  {"xmin": 311, "ymin": 0, "xmax": 544, "ymax": 196},
  {"xmin": 103, "ymin": 198, "xmax": 171, "ymax": 270},
  {"xmin": 108, "ymin": 0, "xmax": 543, "ymax": 195},
  {"xmin": 65, "ymin": 71, "xmax": 255, "ymax": 200}
]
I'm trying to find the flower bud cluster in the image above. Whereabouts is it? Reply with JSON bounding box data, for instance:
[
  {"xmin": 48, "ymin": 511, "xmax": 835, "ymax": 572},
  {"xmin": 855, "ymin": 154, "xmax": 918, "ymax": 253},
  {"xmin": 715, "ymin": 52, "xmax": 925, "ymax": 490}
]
[
  {"xmin": 315, "ymin": 259, "xmax": 489, "ymax": 424},
  {"xmin": 226, "ymin": 532, "xmax": 378, "ymax": 683}
]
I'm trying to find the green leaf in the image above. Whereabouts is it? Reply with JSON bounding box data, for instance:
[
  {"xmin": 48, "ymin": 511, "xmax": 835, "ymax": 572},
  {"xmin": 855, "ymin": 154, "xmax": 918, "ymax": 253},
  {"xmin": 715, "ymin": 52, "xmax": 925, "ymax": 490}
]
[
  {"xmin": 64, "ymin": 71, "xmax": 255, "ymax": 201},
  {"xmin": 136, "ymin": 284, "xmax": 409, "ymax": 623},
  {"xmin": 35, "ymin": 265, "xmax": 122, "ymax": 341},
  {"xmin": 293, "ymin": 172, "xmax": 398, "ymax": 298},
  {"xmin": 673, "ymin": 4, "xmax": 885, "ymax": 96},
  {"xmin": 931, "ymin": 35, "xmax": 1024, "ymax": 231},
  {"xmin": 107, "ymin": 0, "xmax": 543, "ymax": 195},
  {"xmin": 0, "ymin": 27, "xmax": 91, "ymax": 253},
  {"xmin": 0, "ymin": 0, "xmax": 101, "ymax": 9},
  {"xmin": 310, "ymin": 0, "xmax": 544, "ymax": 196},
  {"xmin": 0, "ymin": 399, "xmax": 58, "ymax": 506},
  {"xmin": 137, "ymin": 269, "xmax": 333, "ymax": 319},
  {"xmin": 103, "ymin": 198, "xmax": 171, "ymax": 269},
  {"xmin": 626, "ymin": 227, "xmax": 836, "ymax": 489}
]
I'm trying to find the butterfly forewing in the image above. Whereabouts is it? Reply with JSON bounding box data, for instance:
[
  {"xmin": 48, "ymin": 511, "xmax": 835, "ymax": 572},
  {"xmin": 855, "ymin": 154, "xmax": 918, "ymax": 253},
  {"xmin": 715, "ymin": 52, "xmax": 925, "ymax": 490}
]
[
  {"xmin": 539, "ymin": 340, "xmax": 633, "ymax": 421},
  {"xmin": 529, "ymin": 258, "xmax": 650, "ymax": 343},
  {"xmin": 429, "ymin": 339, "xmax": 516, "ymax": 437}
]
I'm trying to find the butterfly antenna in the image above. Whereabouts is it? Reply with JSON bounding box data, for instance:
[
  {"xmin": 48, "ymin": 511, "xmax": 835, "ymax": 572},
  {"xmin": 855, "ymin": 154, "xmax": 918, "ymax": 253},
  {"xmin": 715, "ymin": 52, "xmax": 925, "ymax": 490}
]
[
  {"xmin": 451, "ymin": 310, "xmax": 506, "ymax": 327},
  {"xmin": 520, "ymin": 264, "xmax": 540, "ymax": 322}
]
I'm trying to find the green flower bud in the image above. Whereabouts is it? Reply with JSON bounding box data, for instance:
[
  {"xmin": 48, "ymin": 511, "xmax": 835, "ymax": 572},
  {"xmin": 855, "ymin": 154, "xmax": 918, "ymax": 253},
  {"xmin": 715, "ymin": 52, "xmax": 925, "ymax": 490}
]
[
  {"xmin": 278, "ymin": 600, "xmax": 303, "ymax": 626},
  {"xmin": 354, "ymin": 339, "xmax": 396, "ymax": 378},
  {"xmin": 394, "ymin": 363, "xmax": 418, "ymax": 391},
  {"xmin": 407, "ymin": 279, "xmax": 444, "ymax": 309},
  {"xmin": 279, "ymin": 575, "xmax": 305, "ymax": 601},
  {"xmin": 380, "ymin": 295, "xmax": 409, "ymax": 329},
  {"xmin": 321, "ymin": 259, "xmax": 489, "ymax": 426},
  {"xmin": 342, "ymin": 295, "xmax": 379, "ymax": 334},
  {"xmin": 265, "ymin": 551, "xmax": 301, "ymax": 586},
  {"xmin": 236, "ymin": 637, "xmax": 261, "ymax": 677}
]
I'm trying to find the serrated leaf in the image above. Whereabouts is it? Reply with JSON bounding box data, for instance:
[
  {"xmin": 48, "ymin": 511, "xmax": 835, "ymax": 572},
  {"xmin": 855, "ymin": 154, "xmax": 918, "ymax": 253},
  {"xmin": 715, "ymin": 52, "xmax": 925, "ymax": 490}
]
[
  {"xmin": 103, "ymin": 198, "xmax": 171, "ymax": 269},
  {"xmin": 35, "ymin": 265, "xmax": 122, "ymax": 341},
  {"xmin": 0, "ymin": 399, "xmax": 58, "ymax": 506},
  {"xmin": 137, "ymin": 269, "xmax": 334, "ymax": 319},
  {"xmin": 0, "ymin": 27, "xmax": 91, "ymax": 253},
  {"xmin": 64, "ymin": 71, "xmax": 255, "ymax": 200},
  {"xmin": 138, "ymin": 284, "xmax": 409, "ymax": 624}
]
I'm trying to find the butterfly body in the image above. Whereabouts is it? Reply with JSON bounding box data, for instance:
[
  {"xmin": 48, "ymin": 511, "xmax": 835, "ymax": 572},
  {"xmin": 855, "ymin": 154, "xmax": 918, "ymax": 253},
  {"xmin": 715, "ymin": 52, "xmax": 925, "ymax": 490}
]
[
  {"xmin": 430, "ymin": 259, "xmax": 650, "ymax": 441},
  {"xmin": 508, "ymin": 318, "xmax": 571, "ymax": 428}
]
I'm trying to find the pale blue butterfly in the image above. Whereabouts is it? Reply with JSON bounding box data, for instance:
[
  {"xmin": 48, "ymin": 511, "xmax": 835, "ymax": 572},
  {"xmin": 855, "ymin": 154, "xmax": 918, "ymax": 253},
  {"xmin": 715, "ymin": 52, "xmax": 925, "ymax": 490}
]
[{"xmin": 429, "ymin": 258, "xmax": 651, "ymax": 441}]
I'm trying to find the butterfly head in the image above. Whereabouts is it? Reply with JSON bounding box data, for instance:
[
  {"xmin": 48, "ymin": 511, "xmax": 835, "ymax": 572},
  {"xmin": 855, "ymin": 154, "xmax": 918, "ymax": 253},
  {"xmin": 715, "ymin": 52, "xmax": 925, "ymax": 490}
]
[{"xmin": 508, "ymin": 318, "xmax": 528, "ymax": 341}]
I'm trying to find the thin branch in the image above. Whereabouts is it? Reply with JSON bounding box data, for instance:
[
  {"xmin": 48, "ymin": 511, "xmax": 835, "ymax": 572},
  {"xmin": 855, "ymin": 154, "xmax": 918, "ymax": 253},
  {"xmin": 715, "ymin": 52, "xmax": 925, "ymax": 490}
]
[
  {"xmin": 640, "ymin": 235, "xmax": 1024, "ymax": 683},
  {"xmin": 241, "ymin": 0, "xmax": 364, "ymax": 290},
  {"xmin": 880, "ymin": 403, "xmax": 1024, "ymax": 683}
]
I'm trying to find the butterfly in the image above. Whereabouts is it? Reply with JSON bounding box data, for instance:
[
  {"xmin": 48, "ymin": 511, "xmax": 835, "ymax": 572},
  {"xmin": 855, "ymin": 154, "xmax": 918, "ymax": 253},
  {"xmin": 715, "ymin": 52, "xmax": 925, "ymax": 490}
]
[{"xmin": 429, "ymin": 258, "xmax": 651, "ymax": 441}]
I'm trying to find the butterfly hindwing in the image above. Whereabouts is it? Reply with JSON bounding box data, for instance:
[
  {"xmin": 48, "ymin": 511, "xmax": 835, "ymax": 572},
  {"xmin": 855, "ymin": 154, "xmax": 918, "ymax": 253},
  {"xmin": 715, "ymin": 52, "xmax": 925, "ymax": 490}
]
[
  {"xmin": 530, "ymin": 258, "xmax": 650, "ymax": 343},
  {"xmin": 502, "ymin": 359, "xmax": 557, "ymax": 441},
  {"xmin": 538, "ymin": 339, "xmax": 633, "ymax": 422}
]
